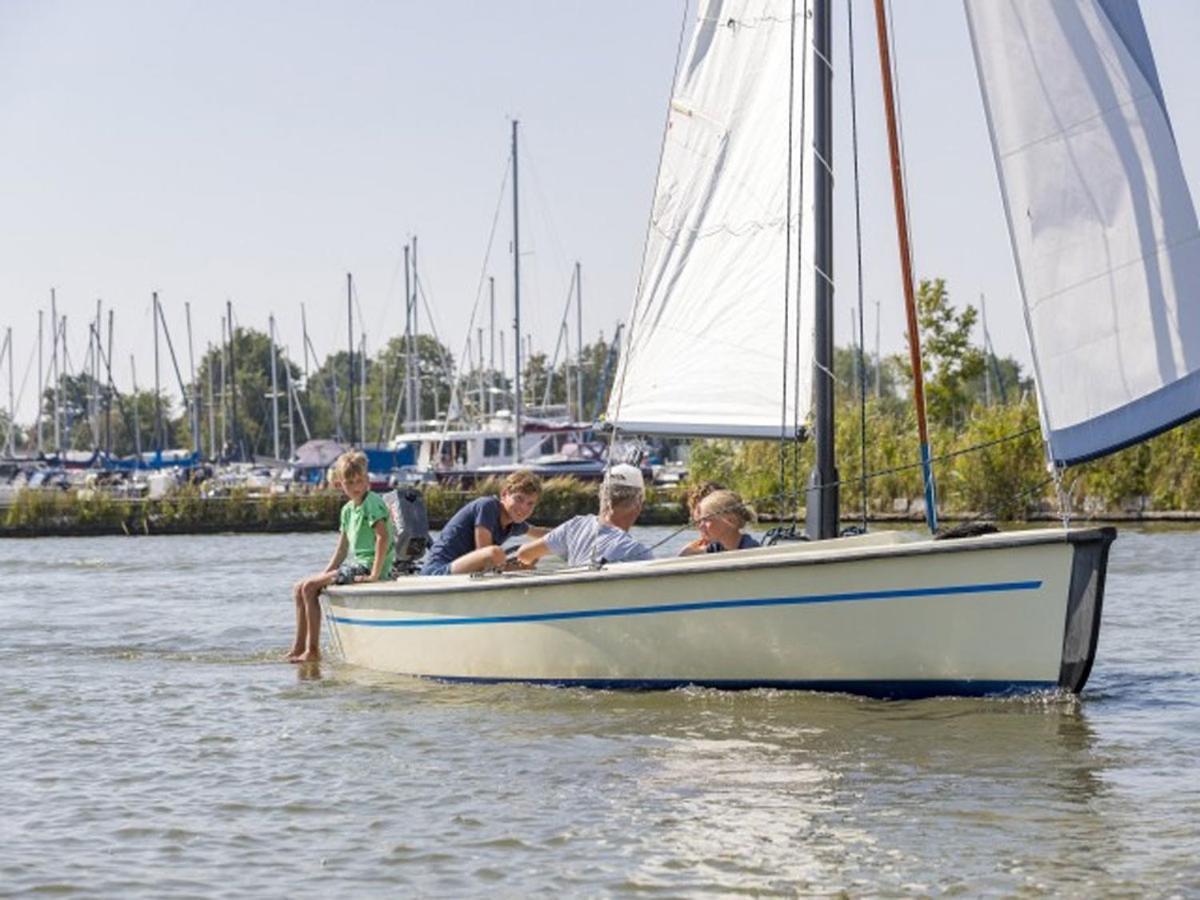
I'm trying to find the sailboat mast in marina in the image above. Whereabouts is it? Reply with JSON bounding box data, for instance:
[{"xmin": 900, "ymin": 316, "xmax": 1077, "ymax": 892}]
[{"xmin": 323, "ymin": 0, "xmax": 1200, "ymax": 698}]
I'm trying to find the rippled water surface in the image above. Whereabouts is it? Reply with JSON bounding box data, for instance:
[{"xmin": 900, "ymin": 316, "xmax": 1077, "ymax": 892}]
[{"xmin": 2, "ymin": 526, "xmax": 1198, "ymax": 896}]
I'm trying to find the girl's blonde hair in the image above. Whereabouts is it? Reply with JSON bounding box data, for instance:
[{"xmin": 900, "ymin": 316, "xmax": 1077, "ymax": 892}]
[
  {"xmin": 697, "ymin": 489, "xmax": 756, "ymax": 528},
  {"xmin": 330, "ymin": 450, "xmax": 368, "ymax": 484}
]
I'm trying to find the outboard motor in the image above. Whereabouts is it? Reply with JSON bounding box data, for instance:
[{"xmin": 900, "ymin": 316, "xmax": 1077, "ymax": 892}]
[{"xmin": 383, "ymin": 488, "xmax": 431, "ymax": 576}]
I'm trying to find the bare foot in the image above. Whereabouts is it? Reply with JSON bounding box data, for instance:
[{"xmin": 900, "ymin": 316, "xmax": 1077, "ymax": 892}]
[
  {"xmin": 296, "ymin": 649, "xmax": 321, "ymax": 663},
  {"xmin": 285, "ymin": 645, "xmax": 306, "ymax": 662}
]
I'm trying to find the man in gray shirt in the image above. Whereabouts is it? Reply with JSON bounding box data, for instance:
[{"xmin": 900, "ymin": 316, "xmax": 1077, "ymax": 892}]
[{"xmin": 516, "ymin": 464, "xmax": 653, "ymax": 568}]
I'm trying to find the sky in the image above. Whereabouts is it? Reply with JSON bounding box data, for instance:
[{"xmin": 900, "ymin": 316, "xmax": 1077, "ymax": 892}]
[{"xmin": 2, "ymin": 0, "xmax": 1200, "ymax": 424}]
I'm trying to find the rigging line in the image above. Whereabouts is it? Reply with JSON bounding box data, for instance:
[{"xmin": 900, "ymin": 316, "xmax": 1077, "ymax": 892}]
[
  {"xmin": 779, "ymin": 0, "xmax": 798, "ymax": 506},
  {"xmin": 646, "ymin": 522, "xmax": 691, "ymax": 551},
  {"xmin": 792, "ymin": 0, "xmax": 813, "ymax": 519},
  {"xmin": 761, "ymin": 470, "xmax": 1056, "ymax": 529},
  {"xmin": 445, "ymin": 157, "xmax": 512, "ymax": 424},
  {"xmin": 847, "ymin": 0, "xmax": 869, "ymax": 532},
  {"xmin": 608, "ymin": 0, "xmax": 689, "ymax": 441},
  {"xmin": 810, "ymin": 424, "xmax": 1042, "ymax": 489}
]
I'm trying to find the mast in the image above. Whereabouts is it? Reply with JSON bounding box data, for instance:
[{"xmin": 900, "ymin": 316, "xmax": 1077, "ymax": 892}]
[
  {"xmin": 873, "ymin": 0, "xmax": 937, "ymax": 533},
  {"xmin": 5, "ymin": 328, "xmax": 13, "ymax": 456},
  {"xmin": 219, "ymin": 319, "xmax": 228, "ymax": 455},
  {"xmin": 806, "ymin": 0, "xmax": 839, "ymax": 541},
  {"xmin": 152, "ymin": 292, "xmax": 163, "ymax": 455},
  {"xmin": 270, "ymin": 314, "xmax": 280, "ymax": 460},
  {"xmin": 477, "ymin": 326, "xmax": 486, "ymax": 416},
  {"xmin": 106, "ymin": 310, "xmax": 114, "ymax": 456},
  {"xmin": 185, "ymin": 302, "xmax": 199, "ymax": 455},
  {"xmin": 575, "ymin": 261, "xmax": 583, "ymax": 421},
  {"xmin": 499, "ymin": 330, "xmax": 507, "ymax": 411},
  {"xmin": 285, "ymin": 344, "xmax": 296, "ymax": 458},
  {"xmin": 412, "ymin": 238, "xmax": 422, "ymax": 426},
  {"xmin": 488, "ymin": 275, "xmax": 496, "ymax": 416},
  {"xmin": 36, "ymin": 310, "xmax": 43, "ymax": 454},
  {"xmin": 226, "ymin": 301, "xmax": 240, "ymax": 460},
  {"xmin": 130, "ymin": 354, "xmax": 142, "ymax": 460},
  {"xmin": 346, "ymin": 272, "xmax": 356, "ymax": 446},
  {"xmin": 512, "ymin": 119, "xmax": 523, "ymax": 460},
  {"xmin": 51, "ymin": 289, "xmax": 60, "ymax": 455},
  {"xmin": 207, "ymin": 342, "xmax": 217, "ymax": 459},
  {"xmin": 404, "ymin": 244, "xmax": 416, "ymax": 430},
  {"xmin": 90, "ymin": 302, "xmax": 100, "ymax": 450}
]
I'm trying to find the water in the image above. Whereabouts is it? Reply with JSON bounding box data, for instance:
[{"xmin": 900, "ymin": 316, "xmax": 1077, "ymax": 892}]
[{"xmin": 1, "ymin": 526, "xmax": 1198, "ymax": 897}]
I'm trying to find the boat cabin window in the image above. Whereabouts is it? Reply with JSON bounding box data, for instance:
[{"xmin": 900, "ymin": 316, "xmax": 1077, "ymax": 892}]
[
  {"xmin": 504, "ymin": 438, "xmax": 513, "ymax": 456},
  {"xmin": 484, "ymin": 438, "xmax": 501, "ymax": 458}
]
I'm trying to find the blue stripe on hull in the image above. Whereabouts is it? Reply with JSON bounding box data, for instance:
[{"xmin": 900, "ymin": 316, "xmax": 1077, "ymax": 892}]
[
  {"xmin": 331, "ymin": 579, "xmax": 1043, "ymax": 628},
  {"xmin": 416, "ymin": 675, "xmax": 1058, "ymax": 700}
]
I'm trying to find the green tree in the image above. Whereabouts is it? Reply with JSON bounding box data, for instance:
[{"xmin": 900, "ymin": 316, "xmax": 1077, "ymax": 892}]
[
  {"xmin": 963, "ymin": 352, "xmax": 1032, "ymax": 407},
  {"xmin": 901, "ymin": 278, "xmax": 986, "ymax": 426},
  {"xmin": 833, "ymin": 344, "xmax": 903, "ymax": 403},
  {"xmin": 363, "ymin": 334, "xmax": 455, "ymax": 439},
  {"xmin": 194, "ymin": 328, "xmax": 300, "ymax": 459}
]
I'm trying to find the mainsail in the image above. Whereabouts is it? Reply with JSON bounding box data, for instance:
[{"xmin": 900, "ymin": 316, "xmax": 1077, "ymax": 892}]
[
  {"xmin": 607, "ymin": 0, "xmax": 815, "ymax": 438},
  {"xmin": 966, "ymin": 0, "xmax": 1200, "ymax": 465}
]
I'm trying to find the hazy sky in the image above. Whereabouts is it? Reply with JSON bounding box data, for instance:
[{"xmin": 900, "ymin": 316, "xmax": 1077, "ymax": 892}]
[{"xmin": 2, "ymin": 0, "xmax": 1199, "ymax": 423}]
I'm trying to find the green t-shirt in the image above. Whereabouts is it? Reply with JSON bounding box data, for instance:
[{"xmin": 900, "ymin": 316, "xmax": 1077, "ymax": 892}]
[{"xmin": 340, "ymin": 491, "xmax": 395, "ymax": 576}]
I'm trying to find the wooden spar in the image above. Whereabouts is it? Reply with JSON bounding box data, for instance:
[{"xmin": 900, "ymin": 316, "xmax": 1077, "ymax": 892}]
[{"xmin": 872, "ymin": 0, "xmax": 938, "ymax": 533}]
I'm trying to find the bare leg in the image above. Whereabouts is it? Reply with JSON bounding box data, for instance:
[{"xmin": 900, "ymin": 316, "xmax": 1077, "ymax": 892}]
[
  {"xmin": 289, "ymin": 572, "xmax": 336, "ymax": 663},
  {"xmin": 449, "ymin": 545, "xmax": 507, "ymax": 574},
  {"xmin": 295, "ymin": 572, "xmax": 337, "ymax": 662},
  {"xmin": 286, "ymin": 579, "xmax": 308, "ymax": 661},
  {"xmin": 297, "ymin": 589, "xmax": 322, "ymax": 662}
]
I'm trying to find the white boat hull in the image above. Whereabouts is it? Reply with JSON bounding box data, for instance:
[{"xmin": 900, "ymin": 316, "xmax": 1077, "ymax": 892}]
[{"xmin": 323, "ymin": 527, "xmax": 1114, "ymax": 699}]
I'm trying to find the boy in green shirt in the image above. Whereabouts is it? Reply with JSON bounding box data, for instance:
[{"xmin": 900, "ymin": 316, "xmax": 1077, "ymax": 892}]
[{"xmin": 287, "ymin": 450, "xmax": 394, "ymax": 663}]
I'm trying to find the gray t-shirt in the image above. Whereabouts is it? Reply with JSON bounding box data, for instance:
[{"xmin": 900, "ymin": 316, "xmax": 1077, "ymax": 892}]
[{"xmin": 544, "ymin": 514, "xmax": 654, "ymax": 567}]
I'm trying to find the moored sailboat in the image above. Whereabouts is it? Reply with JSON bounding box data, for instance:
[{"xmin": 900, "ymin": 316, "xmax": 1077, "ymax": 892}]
[{"xmin": 325, "ymin": 0, "xmax": 1199, "ymax": 697}]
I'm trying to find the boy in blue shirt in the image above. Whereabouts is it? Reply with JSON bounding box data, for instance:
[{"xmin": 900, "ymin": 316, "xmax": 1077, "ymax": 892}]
[
  {"xmin": 287, "ymin": 450, "xmax": 394, "ymax": 662},
  {"xmin": 421, "ymin": 470, "xmax": 546, "ymax": 575}
]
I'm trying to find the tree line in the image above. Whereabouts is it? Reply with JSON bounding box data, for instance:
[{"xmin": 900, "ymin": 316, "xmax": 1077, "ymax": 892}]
[
  {"xmin": 688, "ymin": 278, "xmax": 1200, "ymax": 518},
  {"xmin": 8, "ymin": 328, "xmax": 623, "ymax": 460}
]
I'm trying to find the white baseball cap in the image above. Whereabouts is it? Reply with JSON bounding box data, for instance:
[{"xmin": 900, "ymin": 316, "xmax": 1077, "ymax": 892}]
[{"xmin": 605, "ymin": 463, "xmax": 645, "ymax": 490}]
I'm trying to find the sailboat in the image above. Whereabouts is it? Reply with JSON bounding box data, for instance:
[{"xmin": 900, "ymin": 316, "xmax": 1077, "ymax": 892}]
[{"xmin": 323, "ymin": 0, "xmax": 1199, "ymax": 698}]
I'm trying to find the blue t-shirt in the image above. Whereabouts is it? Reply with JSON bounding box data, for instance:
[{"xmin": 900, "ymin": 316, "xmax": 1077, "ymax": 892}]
[
  {"xmin": 706, "ymin": 533, "xmax": 760, "ymax": 553},
  {"xmin": 421, "ymin": 496, "xmax": 528, "ymax": 574}
]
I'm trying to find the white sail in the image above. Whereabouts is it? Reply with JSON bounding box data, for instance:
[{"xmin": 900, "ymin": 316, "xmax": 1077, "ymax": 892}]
[
  {"xmin": 607, "ymin": 0, "xmax": 814, "ymax": 438},
  {"xmin": 966, "ymin": 0, "xmax": 1200, "ymax": 465}
]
